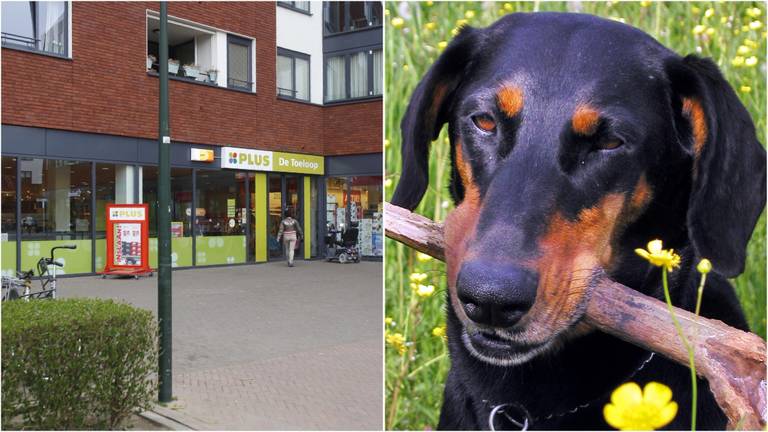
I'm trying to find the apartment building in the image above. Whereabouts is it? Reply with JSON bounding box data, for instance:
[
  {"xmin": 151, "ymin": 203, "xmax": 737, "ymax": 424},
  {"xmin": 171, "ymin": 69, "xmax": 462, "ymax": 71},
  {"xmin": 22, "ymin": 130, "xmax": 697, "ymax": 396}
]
[{"xmin": 0, "ymin": 1, "xmax": 383, "ymax": 276}]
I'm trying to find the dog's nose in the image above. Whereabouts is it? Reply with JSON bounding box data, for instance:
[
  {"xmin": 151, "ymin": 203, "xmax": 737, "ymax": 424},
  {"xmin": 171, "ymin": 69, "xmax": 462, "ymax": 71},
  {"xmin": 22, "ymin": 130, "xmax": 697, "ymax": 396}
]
[{"xmin": 456, "ymin": 261, "xmax": 538, "ymax": 328}]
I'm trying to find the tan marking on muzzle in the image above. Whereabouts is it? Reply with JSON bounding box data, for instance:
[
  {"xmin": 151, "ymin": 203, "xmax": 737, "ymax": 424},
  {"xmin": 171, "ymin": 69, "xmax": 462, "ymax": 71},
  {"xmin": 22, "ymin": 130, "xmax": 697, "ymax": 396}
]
[
  {"xmin": 496, "ymin": 85, "xmax": 524, "ymax": 118},
  {"xmin": 572, "ymin": 105, "xmax": 601, "ymax": 136},
  {"xmin": 444, "ymin": 142, "xmax": 482, "ymax": 322},
  {"xmin": 517, "ymin": 194, "xmax": 626, "ymax": 342}
]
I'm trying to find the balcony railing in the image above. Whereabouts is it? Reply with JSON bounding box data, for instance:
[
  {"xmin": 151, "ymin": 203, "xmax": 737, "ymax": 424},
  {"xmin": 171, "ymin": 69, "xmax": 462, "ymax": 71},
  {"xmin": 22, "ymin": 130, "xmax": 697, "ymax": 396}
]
[{"xmin": 1, "ymin": 32, "xmax": 39, "ymax": 50}]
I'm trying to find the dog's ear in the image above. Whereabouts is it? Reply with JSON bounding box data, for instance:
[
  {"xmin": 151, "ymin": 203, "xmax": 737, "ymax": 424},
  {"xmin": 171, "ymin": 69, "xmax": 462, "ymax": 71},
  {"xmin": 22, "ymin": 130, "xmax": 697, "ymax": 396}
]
[
  {"xmin": 667, "ymin": 55, "xmax": 766, "ymax": 277},
  {"xmin": 391, "ymin": 26, "xmax": 483, "ymax": 211}
]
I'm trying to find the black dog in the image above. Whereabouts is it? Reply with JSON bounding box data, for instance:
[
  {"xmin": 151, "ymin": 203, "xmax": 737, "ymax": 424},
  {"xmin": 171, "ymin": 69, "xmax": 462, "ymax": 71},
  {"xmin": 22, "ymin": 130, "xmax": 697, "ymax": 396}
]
[{"xmin": 392, "ymin": 12, "xmax": 765, "ymax": 430}]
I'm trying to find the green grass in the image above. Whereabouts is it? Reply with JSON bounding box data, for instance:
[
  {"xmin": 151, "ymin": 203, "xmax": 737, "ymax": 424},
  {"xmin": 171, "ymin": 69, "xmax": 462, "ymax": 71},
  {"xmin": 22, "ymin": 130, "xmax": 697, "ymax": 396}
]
[{"xmin": 384, "ymin": 2, "xmax": 766, "ymax": 430}]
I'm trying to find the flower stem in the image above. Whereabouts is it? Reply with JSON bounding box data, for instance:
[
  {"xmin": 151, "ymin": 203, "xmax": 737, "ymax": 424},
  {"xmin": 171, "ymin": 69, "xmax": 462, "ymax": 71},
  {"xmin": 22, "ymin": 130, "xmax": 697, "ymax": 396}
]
[
  {"xmin": 661, "ymin": 268, "xmax": 697, "ymax": 431},
  {"xmin": 406, "ymin": 352, "xmax": 447, "ymax": 379},
  {"xmin": 694, "ymin": 273, "xmax": 707, "ymax": 317}
]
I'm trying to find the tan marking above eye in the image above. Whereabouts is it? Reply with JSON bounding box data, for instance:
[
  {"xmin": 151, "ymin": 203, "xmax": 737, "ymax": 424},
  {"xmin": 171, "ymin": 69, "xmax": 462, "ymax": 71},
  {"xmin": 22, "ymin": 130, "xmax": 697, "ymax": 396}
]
[
  {"xmin": 496, "ymin": 85, "xmax": 524, "ymax": 118},
  {"xmin": 572, "ymin": 105, "xmax": 601, "ymax": 136},
  {"xmin": 472, "ymin": 114, "xmax": 497, "ymax": 132}
]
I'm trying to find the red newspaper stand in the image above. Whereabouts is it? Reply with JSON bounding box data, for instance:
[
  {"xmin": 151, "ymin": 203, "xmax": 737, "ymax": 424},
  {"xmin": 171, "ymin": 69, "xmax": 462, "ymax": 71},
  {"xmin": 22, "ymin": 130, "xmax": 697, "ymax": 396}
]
[{"xmin": 100, "ymin": 204, "xmax": 154, "ymax": 278}]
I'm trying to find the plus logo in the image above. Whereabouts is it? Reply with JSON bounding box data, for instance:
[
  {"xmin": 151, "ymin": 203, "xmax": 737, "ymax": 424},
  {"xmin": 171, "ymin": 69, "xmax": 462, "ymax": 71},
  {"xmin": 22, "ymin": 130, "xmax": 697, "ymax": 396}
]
[{"xmin": 228, "ymin": 152, "xmax": 238, "ymax": 164}]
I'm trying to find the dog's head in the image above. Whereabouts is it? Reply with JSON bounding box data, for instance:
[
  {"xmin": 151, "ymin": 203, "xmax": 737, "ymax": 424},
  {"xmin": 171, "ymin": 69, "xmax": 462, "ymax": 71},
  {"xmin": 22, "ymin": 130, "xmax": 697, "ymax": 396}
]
[{"xmin": 391, "ymin": 13, "xmax": 766, "ymax": 366}]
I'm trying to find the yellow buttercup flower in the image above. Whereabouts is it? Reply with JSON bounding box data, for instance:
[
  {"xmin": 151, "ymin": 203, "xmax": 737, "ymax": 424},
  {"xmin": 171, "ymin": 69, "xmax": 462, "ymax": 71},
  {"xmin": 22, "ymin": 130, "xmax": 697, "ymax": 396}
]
[
  {"xmin": 385, "ymin": 316, "xmax": 393, "ymax": 326},
  {"xmin": 744, "ymin": 38, "xmax": 758, "ymax": 48},
  {"xmin": 432, "ymin": 325, "xmax": 446, "ymax": 338},
  {"xmin": 740, "ymin": 85, "xmax": 752, "ymax": 93},
  {"xmin": 391, "ymin": 17, "xmax": 404, "ymax": 28},
  {"xmin": 415, "ymin": 284, "xmax": 435, "ymax": 297},
  {"xmin": 416, "ymin": 252, "xmax": 433, "ymax": 262},
  {"xmin": 385, "ymin": 178, "xmax": 393, "ymax": 188},
  {"xmin": 737, "ymin": 45, "xmax": 751, "ymax": 55},
  {"xmin": 705, "ymin": 27, "xmax": 715, "ymax": 36},
  {"xmin": 747, "ymin": 7, "xmax": 762, "ymax": 18},
  {"xmin": 749, "ymin": 20, "xmax": 763, "ymax": 30},
  {"xmin": 697, "ymin": 258, "xmax": 712, "ymax": 274},
  {"xmin": 437, "ymin": 41, "xmax": 448, "ymax": 50},
  {"xmin": 464, "ymin": 10, "xmax": 475, "ymax": 19},
  {"xmin": 456, "ymin": 18, "xmax": 468, "ymax": 27},
  {"xmin": 745, "ymin": 56, "xmax": 758, "ymax": 67},
  {"xmin": 386, "ymin": 332, "xmax": 407, "ymax": 355},
  {"xmin": 692, "ymin": 25, "xmax": 706, "ymax": 35},
  {"xmin": 384, "ymin": 139, "xmax": 390, "ymax": 148},
  {"xmin": 640, "ymin": 1, "xmax": 651, "ymax": 8},
  {"xmin": 604, "ymin": 382, "xmax": 678, "ymax": 430},
  {"xmin": 635, "ymin": 239, "xmax": 681, "ymax": 272},
  {"xmin": 424, "ymin": 22, "xmax": 437, "ymax": 31},
  {"xmin": 503, "ymin": 3, "xmax": 514, "ymax": 12},
  {"xmin": 409, "ymin": 272, "xmax": 428, "ymax": 283},
  {"xmin": 731, "ymin": 55, "xmax": 746, "ymax": 67}
]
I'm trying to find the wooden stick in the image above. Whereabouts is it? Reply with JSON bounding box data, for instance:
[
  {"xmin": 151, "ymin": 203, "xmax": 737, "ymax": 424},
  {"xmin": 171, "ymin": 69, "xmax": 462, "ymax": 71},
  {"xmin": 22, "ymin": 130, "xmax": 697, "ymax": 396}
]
[{"xmin": 384, "ymin": 202, "xmax": 766, "ymax": 430}]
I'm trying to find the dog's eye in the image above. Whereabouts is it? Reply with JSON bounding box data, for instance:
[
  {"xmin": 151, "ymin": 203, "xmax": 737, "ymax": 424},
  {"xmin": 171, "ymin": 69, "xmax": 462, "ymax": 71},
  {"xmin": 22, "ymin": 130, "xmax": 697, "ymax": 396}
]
[
  {"xmin": 595, "ymin": 138, "xmax": 623, "ymax": 150},
  {"xmin": 471, "ymin": 114, "xmax": 497, "ymax": 133}
]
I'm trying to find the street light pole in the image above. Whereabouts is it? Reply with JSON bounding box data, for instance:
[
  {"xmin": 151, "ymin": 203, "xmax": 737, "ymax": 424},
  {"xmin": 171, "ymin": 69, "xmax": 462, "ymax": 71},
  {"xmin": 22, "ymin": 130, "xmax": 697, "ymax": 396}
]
[{"xmin": 157, "ymin": 0, "xmax": 173, "ymax": 403}]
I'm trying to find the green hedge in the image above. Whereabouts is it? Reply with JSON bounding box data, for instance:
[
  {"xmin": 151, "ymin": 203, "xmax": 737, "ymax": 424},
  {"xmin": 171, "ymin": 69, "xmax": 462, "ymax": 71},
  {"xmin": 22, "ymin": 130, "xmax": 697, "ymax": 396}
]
[{"xmin": 2, "ymin": 299, "xmax": 158, "ymax": 430}]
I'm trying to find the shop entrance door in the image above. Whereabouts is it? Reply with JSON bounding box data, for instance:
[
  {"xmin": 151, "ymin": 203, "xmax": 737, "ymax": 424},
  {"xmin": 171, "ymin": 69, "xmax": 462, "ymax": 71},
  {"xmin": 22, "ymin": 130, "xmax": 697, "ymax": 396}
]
[{"xmin": 267, "ymin": 174, "xmax": 303, "ymax": 261}]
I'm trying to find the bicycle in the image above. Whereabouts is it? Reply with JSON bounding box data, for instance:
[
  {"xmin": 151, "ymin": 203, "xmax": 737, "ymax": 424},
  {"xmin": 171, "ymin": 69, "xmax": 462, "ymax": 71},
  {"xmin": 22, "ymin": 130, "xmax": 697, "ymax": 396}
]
[{"xmin": 1, "ymin": 245, "xmax": 77, "ymax": 301}]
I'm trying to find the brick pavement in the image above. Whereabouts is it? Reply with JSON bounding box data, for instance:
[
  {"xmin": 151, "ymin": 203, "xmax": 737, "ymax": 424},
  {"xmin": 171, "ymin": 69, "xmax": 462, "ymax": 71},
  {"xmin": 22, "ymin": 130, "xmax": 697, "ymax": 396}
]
[{"xmin": 61, "ymin": 261, "xmax": 383, "ymax": 430}]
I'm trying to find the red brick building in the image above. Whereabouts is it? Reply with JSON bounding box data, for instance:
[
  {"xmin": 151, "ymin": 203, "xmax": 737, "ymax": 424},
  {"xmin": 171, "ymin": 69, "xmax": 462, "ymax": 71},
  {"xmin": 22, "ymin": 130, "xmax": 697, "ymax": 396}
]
[{"xmin": 1, "ymin": 1, "xmax": 383, "ymax": 275}]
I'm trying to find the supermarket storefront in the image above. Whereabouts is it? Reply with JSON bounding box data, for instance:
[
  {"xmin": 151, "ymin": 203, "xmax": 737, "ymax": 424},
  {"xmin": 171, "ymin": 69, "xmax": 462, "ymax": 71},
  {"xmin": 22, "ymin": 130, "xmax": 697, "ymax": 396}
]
[{"xmin": 1, "ymin": 126, "xmax": 382, "ymax": 276}]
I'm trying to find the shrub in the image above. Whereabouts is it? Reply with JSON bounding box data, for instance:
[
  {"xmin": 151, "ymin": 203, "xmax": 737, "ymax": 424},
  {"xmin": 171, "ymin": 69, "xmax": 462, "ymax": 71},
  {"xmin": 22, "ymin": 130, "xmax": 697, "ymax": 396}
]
[{"xmin": 2, "ymin": 299, "xmax": 158, "ymax": 430}]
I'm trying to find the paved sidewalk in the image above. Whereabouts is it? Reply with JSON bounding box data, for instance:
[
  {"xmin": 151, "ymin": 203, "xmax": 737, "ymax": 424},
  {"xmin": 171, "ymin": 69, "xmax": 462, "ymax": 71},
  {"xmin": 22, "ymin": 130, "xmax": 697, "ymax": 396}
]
[{"xmin": 61, "ymin": 260, "xmax": 382, "ymax": 430}]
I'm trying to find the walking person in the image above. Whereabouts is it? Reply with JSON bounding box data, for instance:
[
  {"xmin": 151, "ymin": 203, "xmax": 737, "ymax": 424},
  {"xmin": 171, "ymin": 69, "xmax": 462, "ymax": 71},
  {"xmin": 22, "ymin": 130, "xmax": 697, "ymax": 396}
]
[{"xmin": 276, "ymin": 208, "xmax": 303, "ymax": 267}]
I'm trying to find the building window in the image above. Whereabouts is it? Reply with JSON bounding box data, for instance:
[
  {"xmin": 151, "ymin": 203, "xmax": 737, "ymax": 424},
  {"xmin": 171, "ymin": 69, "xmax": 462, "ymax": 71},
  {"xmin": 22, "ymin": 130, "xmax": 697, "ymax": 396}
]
[
  {"xmin": 147, "ymin": 15, "xmax": 217, "ymax": 83},
  {"xmin": 325, "ymin": 49, "xmax": 382, "ymax": 102},
  {"xmin": 323, "ymin": 1, "xmax": 382, "ymax": 34},
  {"xmin": 228, "ymin": 35, "xmax": 253, "ymax": 91},
  {"xmin": 350, "ymin": 176, "xmax": 383, "ymax": 257},
  {"xmin": 143, "ymin": 166, "xmax": 194, "ymax": 267},
  {"xmin": 146, "ymin": 13, "xmax": 255, "ymax": 92},
  {"xmin": 195, "ymin": 170, "xmax": 247, "ymax": 265},
  {"xmin": 277, "ymin": 48, "xmax": 310, "ymax": 101},
  {"xmin": 278, "ymin": 1, "xmax": 310, "ymax": 13},
  {"xmin": 325, "ymin": 176, "xmax": 382, "ymax": 258},
  {"xmin": 19, "ymin": 158, "xmax": 93, "ymax": 274},
  {"xmin": 1, "ymin": 1, "xmax": 68, "ymax": 57},
  {"xmin": 2, "ymin": 157, "xmax": 17, "ymax": 276}
]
